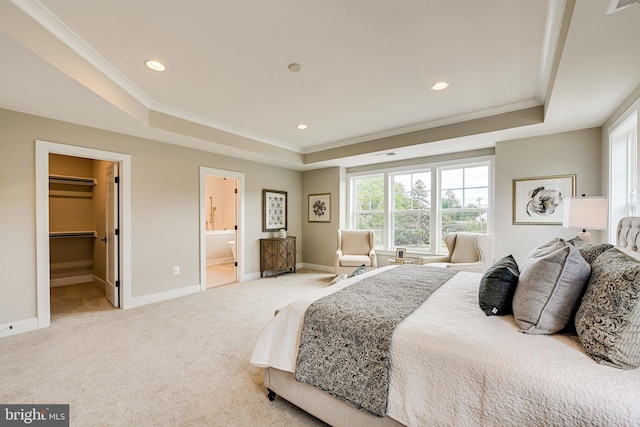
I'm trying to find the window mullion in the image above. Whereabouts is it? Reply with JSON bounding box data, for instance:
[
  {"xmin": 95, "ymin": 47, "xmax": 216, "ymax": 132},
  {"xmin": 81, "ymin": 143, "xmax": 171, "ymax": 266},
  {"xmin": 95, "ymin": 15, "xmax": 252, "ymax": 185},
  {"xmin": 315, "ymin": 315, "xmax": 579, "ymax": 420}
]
[
  {"xmin": 432, "ymin": 169, "xmax": 440, "ymax": 254},
  {"xmin": 384, "ymin": 172, "xmax": 391, "ymax": 251}
]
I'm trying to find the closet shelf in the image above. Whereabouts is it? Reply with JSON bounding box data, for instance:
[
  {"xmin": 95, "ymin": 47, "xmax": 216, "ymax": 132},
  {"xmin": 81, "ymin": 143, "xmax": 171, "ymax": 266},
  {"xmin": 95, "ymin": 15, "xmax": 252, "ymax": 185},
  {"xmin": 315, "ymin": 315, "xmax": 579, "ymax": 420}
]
[
  {"xmin": 49, "ymin": 174, "xmax": 97, "ymax": 198},
  {"xmin": 49, "ymin": 231, "xmax": 97, "ymax": 239}
]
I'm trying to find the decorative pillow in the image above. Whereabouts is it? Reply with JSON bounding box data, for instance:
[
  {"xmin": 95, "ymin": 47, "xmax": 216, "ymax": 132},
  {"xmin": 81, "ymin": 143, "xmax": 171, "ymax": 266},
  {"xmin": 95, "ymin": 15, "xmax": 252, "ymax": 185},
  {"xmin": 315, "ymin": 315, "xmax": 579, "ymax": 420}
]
[
  {"xmin": 348, "ymin": 264, "xmax": 368, "ymax": 278},
  {"xmin": 512, "ymin": 238, "xmax": 591, "ymax": 334},
  {"xmin": 478, "ymin": 255, "xmax": 519, "ymax": 316},
  {"xmin": 575, "ymin": 248, "xmax": 640, "ymax": 369},
  {"xmin": 567, "ymin": 236, "xmax": 614, "ymax": 265},
  {"xmin": 577, "ymin": 243, "xmax": 615, "ymax": 265},
  {"xmin": 566, "ymin": 235, "xmax": 584, "ymax": 247},
  {"xmin": 329, "ymin": 273, "xmax": 348, "ymax": 285}
]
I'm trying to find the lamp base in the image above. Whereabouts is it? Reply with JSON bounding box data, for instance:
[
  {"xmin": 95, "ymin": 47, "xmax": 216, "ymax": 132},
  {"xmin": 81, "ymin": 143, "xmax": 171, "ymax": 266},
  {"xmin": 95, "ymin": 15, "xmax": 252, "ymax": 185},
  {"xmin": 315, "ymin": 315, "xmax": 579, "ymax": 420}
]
[{"xmin": 577, "ymin": 231, "xmax": 592, "ymax": 243}]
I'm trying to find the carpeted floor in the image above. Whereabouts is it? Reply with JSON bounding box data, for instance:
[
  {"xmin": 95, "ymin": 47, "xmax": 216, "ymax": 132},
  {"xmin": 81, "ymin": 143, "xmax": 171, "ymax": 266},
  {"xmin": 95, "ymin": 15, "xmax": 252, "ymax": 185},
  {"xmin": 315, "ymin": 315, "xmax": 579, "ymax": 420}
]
[{"xmin": 0, "ymin": 269, "xmax": 335, "ymax": 426}]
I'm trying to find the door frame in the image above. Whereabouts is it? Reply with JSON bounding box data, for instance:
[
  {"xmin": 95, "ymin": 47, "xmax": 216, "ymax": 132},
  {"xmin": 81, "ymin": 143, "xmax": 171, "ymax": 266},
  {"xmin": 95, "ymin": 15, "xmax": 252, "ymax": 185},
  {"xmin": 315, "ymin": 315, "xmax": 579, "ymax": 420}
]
[
  {"xmin": 35, "ymin": 140, "xmax": 132, "ymax": 329},
  {"xmin": 199, "ymin": 166, "xmax": 245, "ymax": 290}
]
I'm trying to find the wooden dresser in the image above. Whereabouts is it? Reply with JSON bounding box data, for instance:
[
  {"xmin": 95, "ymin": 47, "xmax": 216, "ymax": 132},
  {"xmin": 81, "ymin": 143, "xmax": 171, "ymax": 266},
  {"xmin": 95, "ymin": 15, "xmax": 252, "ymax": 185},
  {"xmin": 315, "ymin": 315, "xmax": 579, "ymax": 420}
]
[{"xmin": 260, "ymin": 236, "xmax": 296, "ymax": 278}]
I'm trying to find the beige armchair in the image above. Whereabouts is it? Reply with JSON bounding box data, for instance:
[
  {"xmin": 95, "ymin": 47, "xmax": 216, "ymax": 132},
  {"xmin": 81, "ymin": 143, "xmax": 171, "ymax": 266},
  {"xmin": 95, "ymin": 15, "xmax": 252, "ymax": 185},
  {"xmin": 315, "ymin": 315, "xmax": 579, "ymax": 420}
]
[
  {"xmin": 419, "ymin": 232, "xmax": 493, "ymax": 273},
  {"xmin": 334, "ymin": 230, "xmax": 377, "ymax": 275}
]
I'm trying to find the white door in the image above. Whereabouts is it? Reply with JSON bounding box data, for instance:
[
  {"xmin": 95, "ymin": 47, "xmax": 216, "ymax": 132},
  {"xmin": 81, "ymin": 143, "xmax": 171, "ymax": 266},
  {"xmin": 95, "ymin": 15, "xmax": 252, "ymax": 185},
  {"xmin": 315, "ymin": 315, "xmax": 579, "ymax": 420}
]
[{"xmin": 105, "ymin": 163, "xmax": 120, "ymax": 307}]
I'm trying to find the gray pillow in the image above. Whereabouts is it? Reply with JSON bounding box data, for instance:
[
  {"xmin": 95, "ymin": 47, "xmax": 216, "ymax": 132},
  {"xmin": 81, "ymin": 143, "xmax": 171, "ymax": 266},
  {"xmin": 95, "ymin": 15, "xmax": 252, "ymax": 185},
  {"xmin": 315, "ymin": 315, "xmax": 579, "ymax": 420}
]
[
  {"xmin": 478, "ymin": 255, "xmax": 519, "ymax": 316},
  {"xmin": 575, "ymin": 248, "xmax": 640, "ymax": 369},
  {"xmin": 512, "ymin": 238, "xmax": 591, "ymax": 334}
]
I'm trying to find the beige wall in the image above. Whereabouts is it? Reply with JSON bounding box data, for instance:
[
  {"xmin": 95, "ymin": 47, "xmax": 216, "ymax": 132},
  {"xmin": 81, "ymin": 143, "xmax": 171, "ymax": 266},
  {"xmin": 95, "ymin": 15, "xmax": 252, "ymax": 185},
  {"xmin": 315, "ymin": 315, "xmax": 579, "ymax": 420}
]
[
  {"xmin": 301, "ymin": 167, "xmax": 343, "ymax": 269},
  {"xmin": 494, "ymin": 127, "xmax": 603, "ymax": 264},
  {"xmin": 0, "ymin": 108, "xmax": 301, "ymax": 324}
]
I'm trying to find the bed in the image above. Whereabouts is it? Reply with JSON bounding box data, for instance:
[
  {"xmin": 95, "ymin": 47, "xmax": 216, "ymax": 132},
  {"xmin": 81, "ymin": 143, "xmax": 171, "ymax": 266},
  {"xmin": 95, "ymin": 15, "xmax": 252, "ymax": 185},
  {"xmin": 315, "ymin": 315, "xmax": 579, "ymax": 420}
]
[{"xmin": 250, "ymin": 218, "xmax": 640, "ymax": 427}]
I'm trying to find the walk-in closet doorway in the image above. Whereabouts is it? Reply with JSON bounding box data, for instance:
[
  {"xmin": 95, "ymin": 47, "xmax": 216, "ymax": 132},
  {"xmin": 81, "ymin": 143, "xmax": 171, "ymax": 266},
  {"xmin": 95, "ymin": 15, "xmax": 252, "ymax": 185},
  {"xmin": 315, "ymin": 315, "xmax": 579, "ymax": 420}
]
[{"xmin": 35, "ymin": 140, "xmax": 132, "ymax": 329}]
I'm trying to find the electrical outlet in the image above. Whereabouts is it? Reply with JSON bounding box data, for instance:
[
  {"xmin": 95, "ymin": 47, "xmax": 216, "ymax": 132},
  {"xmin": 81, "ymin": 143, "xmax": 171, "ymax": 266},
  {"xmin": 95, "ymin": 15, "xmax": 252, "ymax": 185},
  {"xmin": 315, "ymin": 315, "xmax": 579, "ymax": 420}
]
[{"xmin": 173, "ymin": 266, "xmax": 180, "ymax": 275}]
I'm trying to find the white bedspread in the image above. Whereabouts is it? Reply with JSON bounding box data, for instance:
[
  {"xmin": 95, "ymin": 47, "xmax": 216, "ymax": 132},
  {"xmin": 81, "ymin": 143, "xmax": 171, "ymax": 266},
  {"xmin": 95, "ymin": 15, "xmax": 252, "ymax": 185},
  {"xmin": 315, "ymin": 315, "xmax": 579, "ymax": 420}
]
[{"xmin": 250, "ymin": 266, "xmax": 640, "ymax": 426}]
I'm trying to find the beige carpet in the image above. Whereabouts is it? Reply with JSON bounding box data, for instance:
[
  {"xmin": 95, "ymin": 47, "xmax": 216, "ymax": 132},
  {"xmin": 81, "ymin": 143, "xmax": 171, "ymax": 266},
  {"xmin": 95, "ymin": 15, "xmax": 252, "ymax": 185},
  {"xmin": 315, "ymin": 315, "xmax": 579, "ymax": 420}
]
[{"xmin": 0, "ymin": 270, "xmax": 336, "ymax": 426}]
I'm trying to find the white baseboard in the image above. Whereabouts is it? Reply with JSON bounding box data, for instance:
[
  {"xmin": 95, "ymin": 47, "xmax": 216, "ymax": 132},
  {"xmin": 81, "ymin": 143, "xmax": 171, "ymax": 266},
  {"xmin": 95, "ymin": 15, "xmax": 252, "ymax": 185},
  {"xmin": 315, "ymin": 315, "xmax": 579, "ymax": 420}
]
[
  {"xmin": 50, "ymin": 274, "xmax": 94, "ymax": 287},
  {"xmin": 131, "ymin": 284, "xmax": 201, "ymax": 308},
  {"xmin": 244, "ymin": 271, "xmax": 261, "ymax": 281},
  {"xmin": 0, "ymin": 317, "xmax": 38, "ymax": 338}
]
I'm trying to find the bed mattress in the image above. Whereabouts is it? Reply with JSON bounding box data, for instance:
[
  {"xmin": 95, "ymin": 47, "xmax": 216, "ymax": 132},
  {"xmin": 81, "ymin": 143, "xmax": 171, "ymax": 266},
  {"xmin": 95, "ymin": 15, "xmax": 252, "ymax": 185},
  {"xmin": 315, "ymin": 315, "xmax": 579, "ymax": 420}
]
[{"xmin": 251, "ymin": 266, "xmax": 640, "ymax": 426}]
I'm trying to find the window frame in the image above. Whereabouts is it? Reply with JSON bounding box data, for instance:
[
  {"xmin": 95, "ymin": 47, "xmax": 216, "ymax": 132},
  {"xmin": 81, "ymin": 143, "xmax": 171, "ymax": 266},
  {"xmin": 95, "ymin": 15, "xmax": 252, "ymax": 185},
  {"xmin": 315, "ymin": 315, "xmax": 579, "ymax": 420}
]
[
  {"xmin": 347, "ymin": 156, "xmax": 494, "ymax": 256},
  {"xmin": 608, "ymin": 108, "xmax": 639, "ymax": 242}
]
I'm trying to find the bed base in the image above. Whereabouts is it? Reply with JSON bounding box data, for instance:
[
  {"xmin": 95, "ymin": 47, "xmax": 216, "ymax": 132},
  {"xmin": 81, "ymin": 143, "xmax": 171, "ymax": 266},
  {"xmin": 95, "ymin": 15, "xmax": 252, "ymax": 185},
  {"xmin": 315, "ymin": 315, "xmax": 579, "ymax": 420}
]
[{"xmin": 264, "ymin": 368, "xmax": 405, "ymax": 427}]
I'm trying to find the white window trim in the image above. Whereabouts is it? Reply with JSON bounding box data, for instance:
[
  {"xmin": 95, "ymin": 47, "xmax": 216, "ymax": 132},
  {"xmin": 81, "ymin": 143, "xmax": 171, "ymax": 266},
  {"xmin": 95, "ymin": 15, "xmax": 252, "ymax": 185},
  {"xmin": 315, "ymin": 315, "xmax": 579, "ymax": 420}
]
[
  {"xmin": 347, "ymin": 155, "xmax": 494, "ymax": 256},
  {"xmin": 608, "ymin": 105, "xmax": 639, "ymax": 242}
]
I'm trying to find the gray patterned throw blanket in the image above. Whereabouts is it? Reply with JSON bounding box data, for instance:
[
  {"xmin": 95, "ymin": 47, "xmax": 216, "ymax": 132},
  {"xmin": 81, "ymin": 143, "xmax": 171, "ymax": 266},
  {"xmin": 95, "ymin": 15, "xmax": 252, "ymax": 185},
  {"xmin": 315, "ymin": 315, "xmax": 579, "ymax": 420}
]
[{"xmin": 294, "ymin": 265, "xmax": 457, "ymax": 417}]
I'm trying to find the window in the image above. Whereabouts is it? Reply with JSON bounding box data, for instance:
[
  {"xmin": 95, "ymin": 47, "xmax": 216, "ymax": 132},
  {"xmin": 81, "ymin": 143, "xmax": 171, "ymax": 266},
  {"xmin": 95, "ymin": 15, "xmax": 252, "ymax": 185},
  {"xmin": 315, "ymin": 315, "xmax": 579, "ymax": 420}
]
[
  {"xmin": 440, "ymin": 165, "xmax": 489, "ymax": 250},
  {"xmin": 352, "ymin": 175, "xmax": 384, "ymax": 246},
  {"xmin": 348, "ymin": 158, "xmax": 492, "ymax": 254},
  {"xmin": 391, "ymin": 171, "xmax": 431, "ymax": 250},
  {"xmin": 609, "ymin": 111, "xmax": 638, "ymax": 241}
]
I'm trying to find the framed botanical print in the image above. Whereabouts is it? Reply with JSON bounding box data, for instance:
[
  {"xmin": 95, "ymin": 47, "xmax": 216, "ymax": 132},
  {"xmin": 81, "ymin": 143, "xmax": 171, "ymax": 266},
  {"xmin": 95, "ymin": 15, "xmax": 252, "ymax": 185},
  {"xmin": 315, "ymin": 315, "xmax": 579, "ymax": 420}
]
[
  {"xmin": 263, "ymin": 189, "xmax": 287, "ymax": 231},
  {"xmin": 308, "ymin": 193, "xmax": 331, "ymax": 222},
  {"xmin": 512, "ymin": 174, "xmax": 576, "ymax": 225}
]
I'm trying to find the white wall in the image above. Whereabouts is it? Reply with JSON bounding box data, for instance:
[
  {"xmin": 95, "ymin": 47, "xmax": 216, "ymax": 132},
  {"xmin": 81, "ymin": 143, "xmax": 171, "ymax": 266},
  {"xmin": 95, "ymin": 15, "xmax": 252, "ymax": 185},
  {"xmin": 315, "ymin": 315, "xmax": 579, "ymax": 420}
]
[{"xmin": 494, "ymin": 128, "xmax": 602, "ymax": 265}]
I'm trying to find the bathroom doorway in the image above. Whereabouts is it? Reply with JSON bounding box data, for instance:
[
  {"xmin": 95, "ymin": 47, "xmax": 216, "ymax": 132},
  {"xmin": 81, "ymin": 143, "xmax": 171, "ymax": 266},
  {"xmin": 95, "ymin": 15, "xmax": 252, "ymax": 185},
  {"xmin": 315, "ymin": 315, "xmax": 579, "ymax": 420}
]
[{"xmin": 199, "ymin": 167, "xmax": 245, "ymax": 290}]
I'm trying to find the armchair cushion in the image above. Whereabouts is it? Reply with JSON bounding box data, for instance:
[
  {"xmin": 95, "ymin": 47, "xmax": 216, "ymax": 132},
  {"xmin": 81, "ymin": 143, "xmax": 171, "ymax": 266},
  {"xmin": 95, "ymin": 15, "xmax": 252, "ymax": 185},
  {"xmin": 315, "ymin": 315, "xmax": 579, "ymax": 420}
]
[{"xmin": 339, "ymin": 255, "xmax": 373, "ymax": 267}]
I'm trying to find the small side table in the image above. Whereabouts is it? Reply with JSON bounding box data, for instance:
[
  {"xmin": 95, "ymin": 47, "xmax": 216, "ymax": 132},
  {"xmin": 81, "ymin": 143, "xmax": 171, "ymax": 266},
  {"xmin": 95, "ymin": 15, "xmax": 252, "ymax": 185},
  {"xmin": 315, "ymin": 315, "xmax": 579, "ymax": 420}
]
[{"xmin": 387, "ymin": 259, "xmax": 414, "ymax": 265}]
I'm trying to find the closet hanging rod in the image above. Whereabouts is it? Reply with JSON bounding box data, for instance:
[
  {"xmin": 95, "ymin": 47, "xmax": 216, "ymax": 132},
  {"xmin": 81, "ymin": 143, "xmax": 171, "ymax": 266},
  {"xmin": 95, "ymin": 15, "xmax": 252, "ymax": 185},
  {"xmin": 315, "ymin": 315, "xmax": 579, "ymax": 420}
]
[
  {"xmin": 49, "ymin": 231, "xmax": 97, "ymax": 239},
  {"xmin": 49, "ymin": 174, "xmax": 97, "ymax": 186}
]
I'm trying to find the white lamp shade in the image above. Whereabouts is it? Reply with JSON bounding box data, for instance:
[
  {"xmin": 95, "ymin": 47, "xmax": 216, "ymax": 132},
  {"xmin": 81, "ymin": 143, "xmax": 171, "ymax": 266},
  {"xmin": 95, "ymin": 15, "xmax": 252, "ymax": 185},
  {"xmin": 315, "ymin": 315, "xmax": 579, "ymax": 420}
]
[{"xmin": 562, "ymin": 196, "xmax": 608, "ymax": 230}]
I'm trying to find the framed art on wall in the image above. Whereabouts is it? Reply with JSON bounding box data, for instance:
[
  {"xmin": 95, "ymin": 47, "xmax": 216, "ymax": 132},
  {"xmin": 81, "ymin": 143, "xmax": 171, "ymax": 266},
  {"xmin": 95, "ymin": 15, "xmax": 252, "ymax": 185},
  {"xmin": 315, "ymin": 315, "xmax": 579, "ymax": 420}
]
[
  {"xmin": 512, "ymin": 174, "xmax": 576, "ymax": 225},
  {"xmin": 308, "ymin": 193, "xmax": 331, "ymax": 222},
  {"xmin": 263, "ymin": 189, "xmax": 287, "ymax": 231}
]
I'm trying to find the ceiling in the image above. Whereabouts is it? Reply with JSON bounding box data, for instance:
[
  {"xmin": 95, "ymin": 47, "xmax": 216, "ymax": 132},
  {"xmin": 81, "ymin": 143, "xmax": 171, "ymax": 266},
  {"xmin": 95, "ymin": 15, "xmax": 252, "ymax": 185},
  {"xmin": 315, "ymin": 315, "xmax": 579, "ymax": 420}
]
[{"xmin": 1, "ymin": 0, "xmax": 639, "ymax": 170}]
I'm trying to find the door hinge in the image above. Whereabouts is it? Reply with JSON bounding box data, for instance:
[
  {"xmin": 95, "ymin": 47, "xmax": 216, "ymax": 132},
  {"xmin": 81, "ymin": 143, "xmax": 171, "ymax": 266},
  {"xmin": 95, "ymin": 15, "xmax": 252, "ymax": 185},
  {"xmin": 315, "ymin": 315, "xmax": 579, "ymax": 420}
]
[
  {"xmin": 115, "ymin": 176, "xmax": 120, "ymax": 184},
  {"xmin": 115, "ymin": 228, "xmax": 119, "ymax": 236},
  {"xmin": 234, "ymin": 225, "xmax": 238, "ymax": 230},
  {"xmin": 115, "ymin": 280, "xmax": 120, "ymax": 288},
  {"xmin": 234, "ymin": 262, "xmax": 238, "ymax": 267},
  {"xmin": 234, "ymin": 188, "xmax": 238, "ymax": 194}
]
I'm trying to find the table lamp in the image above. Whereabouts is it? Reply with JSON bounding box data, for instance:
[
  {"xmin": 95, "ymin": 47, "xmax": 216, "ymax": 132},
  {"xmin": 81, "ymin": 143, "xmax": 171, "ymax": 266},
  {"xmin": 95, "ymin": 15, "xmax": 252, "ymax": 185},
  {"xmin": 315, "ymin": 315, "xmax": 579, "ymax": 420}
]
[{"xmin": 562, "ymin": 195, "xmax": 608, "ymax": 243}]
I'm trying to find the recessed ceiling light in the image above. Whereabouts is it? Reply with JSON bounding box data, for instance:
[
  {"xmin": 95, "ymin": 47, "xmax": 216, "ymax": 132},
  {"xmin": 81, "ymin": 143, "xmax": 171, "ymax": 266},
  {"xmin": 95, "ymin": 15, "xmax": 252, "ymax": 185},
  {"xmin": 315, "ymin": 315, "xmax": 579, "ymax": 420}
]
[
  {"xmin": 288, "ymin": 63, "xmax": 303, "ymax": 72},
  {"xmin": 431, "ymin": 81, "xmax": 449, "ymax": 91},
  {"xmin": 144, "ymin": 60, "xmax": 166, "ymax": 72},
  {"xmin": 296, "ymin": 124, "xmax": 308, "ymax": 130}
]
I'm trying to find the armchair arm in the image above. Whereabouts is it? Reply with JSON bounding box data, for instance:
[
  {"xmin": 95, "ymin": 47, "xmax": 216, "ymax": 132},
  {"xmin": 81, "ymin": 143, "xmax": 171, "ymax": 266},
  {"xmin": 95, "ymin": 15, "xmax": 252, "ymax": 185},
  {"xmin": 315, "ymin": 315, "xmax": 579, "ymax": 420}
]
[
  {"xmin": 443, "ymin": 261, "xmax": 486, "ymax": 273},
  {"xmin": 368, "ymin": 248, "xmax": 377, "ymax": 268},
  {"xmin": 334, "ymin": 249, "xmax": 344, "ymax": 267},
  {"xmin": 419, "ymin": 255, "xmax": 450, "ymax": 265}
]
